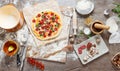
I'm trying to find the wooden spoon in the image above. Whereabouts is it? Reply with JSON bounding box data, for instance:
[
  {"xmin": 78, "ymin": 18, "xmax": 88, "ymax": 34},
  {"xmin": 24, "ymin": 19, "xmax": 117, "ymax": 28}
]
[{"xmin": 43, "ymin": 45, "xmax": 73, "ymax": 58}]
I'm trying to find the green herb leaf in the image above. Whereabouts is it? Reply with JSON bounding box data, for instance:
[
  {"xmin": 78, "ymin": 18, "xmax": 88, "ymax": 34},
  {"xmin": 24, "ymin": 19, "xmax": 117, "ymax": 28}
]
[
  {"xmin": 35, "ymin": 23, "xmax": 40, "ymax": 28},
  {"xmin": 112, "ymin": 3, "xmax": 120, "ymax": 18}
]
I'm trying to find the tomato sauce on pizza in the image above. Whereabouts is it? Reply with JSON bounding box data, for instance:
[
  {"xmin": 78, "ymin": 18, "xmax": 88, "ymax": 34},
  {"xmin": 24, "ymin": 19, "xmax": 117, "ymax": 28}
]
[{"xmin": 31, "ymin": 10, "xmax": 62, "ymax": 40}]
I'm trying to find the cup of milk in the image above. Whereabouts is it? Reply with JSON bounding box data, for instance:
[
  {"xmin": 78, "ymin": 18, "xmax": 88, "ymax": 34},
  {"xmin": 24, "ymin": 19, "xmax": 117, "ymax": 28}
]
[{"xmin": 0, "ymin": 4, "xmax": 24, "ymax": 32}]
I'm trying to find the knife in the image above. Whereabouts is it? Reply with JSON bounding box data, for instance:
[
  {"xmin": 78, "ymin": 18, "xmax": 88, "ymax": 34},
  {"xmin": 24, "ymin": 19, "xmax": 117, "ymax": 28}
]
[
  {"xmin": 19, "ymin": 46, "xmax": 28, "ymax": 71},
  {"xmin": 72, "ymin": 8, "xmax": 77, "ymax": 36}
]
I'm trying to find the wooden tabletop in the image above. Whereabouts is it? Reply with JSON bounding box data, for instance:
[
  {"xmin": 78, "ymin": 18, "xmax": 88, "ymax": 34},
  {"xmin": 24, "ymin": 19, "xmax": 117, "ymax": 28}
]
[{"xmin": 0, "ymin": 0, "xmax": 120, "ymax": 71}]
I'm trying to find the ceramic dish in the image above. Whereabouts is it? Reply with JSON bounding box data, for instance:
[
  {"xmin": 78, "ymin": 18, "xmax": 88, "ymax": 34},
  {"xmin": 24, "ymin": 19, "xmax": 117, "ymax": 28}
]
[{"xmin": 74, "ymin": 35, "xmax": 109, "ymax": 65}]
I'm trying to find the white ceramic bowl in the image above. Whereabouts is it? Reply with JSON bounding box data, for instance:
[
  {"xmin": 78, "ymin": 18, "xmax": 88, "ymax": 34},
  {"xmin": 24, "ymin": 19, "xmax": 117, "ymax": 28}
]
[
  {"xmin": 76, "ymin": 0, "xmax": 94, "ymax": 15},
  {"xmin": 0, "ymin": 4, "xmax": 20, "ymax": 29}
]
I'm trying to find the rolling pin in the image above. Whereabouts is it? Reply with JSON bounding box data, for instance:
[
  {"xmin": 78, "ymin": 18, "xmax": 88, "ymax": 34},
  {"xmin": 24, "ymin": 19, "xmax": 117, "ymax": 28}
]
[{"xmin": 94, "ymin": 23, "xmax": 110, "ymax": 30}]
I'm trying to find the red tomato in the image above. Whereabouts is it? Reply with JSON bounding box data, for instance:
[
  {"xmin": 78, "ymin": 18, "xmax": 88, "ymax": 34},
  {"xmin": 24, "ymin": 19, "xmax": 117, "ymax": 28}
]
[
  {"xmin": 35, "ymin": 28, "xmax": 39, "ymax": 31},
  {"xmin": 56, "ymin": 16, "xmax": 59, "ymax": 19},
  {"xmin": 35, "ymin": 61, "xmax": 40, "ymax": 67},
  {"xmin": 41, "ymin": 26, "xmax": 44, "ymax": 29},
  {"xmin": 50, "ymin": 30, "xmax": 52, "ymax": 33},
  {"xmin": 32, "ymin": 19, "xmax": 36, "ymax": 23},
  {"xmin": 27, "ymin": 57, "xmax": 45, "ymax": 71},
  {"xmin": 37, "ymin": 14, "xmax": 41, "ymax": 17},
  {"xmin": 47, "ymin": 15, "xmax": 50, "ymax": 18},
  {"xmin": 44, "ymin": 12, "xmax": 48, "ymax": 16},
  {"xmin": 39, "ymin": 31, "xmax": 42, "ymax": 34},
  {"xmin": 54, "ymin": 28, "xmax": 58, "ymax": 31},
  {"xmin": 51, "ymin": 13, "xmax": 54, "ymax": 15},
  {"xmin": 48, "ymin": 33, "xmax": 51, "ymax": 36},
  {"xmin": 40, "ymin": 64, "xmax": 45, "ymax": 70},
  {"xmin": 43, "ymin": 34, "xmax": 46, "ymax": 37}
]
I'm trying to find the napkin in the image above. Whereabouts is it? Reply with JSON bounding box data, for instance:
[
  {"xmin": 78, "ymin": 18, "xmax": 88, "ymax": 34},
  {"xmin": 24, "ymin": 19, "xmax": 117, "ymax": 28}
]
[
  {"xmin": 109, "ymin": 32, "xmax": 120, "ymax": 44},
  {"xmin": 106, "ymin": 16, "xmax": 120, "ymax": 44}
]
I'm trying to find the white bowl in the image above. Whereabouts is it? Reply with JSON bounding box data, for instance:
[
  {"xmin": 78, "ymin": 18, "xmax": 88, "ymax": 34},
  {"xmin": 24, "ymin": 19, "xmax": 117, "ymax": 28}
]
[
  {"xmin": 76, "ymin": 0, "xmax": 94, "ymax": 15},
  {"xmin": 0, "ymin": 4, "xmax": 20, "ymax": 29}
]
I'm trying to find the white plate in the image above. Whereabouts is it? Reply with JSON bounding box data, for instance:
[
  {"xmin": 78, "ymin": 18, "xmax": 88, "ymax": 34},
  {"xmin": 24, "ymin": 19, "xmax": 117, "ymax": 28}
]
[{"xmin": 74, "ymin": 35, "xmax": 109, "ymax": 65}]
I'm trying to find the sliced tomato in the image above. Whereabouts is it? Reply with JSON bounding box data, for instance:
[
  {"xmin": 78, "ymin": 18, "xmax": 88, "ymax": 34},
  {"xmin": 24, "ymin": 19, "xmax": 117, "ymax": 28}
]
[
  {"xmin": 44, "ymin": 12, "xmax": 48, "ymax": 15},
  {"xmin": 56, "ymin": 16, "xmax": 59, "ymax": 19},
  {"xmin": 41, "ymin": 26, "xmax": 44, "ymax": 29},
  {"xmin": 51, "ymin": 12, "xmax": 54, "ymax": 16},
  {"xmin": 48, "ymin": 33, "xmax": 51, "ymax": 36},
  {"xmin": 37, "ymin": 14, "xmax": 41, "ymax": 17},
  {"xmin": 47, "ymin": 15, "xmax": 50, "ymax": 18},
  {"xmin": 32, "ymin": 19, "xmax": 36, "ymax": 23},
  {"xmin": 49, "ymin": 30, "xmax": 52, "ymax": 33},
  {"xmin": 54, "ymin": 28, "xmax": 58, "ymax": 31},
  {"xmin": 40, "ymin": 21, "xmax": 44, "ymax": 25},
  {"xmin": 43, "ymin": 34, "xmax": 46, "ymax": 38},
  {"xmin": 39, "ymin": 31, "xmax": 42, "ymax": 34},
  {"xmin": 44, "ymin": 18, "xmax": 48, "ymax": 21},
  {"xmin": 35, "ymin": 28, "xmax": 39, "ymax": 31}
]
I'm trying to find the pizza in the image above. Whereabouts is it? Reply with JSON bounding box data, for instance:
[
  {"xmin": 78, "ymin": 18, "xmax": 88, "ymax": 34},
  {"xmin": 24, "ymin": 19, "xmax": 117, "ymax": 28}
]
[{"xmin": 31, "ymin": 10, "xmax": 62, "ymax": 40}]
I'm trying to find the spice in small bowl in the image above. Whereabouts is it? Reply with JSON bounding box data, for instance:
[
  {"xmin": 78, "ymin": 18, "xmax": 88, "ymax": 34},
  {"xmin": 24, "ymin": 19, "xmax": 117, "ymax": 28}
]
[
  {"xmin": 111, "ymin": 52, "xmax": 120, "ymax": 69},
  {"xmin": 3, "ymin": 40, "xmax": 19, "ymax": 56}
]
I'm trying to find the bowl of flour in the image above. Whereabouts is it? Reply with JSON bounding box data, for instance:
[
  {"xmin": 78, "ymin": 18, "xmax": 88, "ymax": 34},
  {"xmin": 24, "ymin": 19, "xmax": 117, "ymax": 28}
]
[{"xmin": 76, "ymin": 0, "xmax": 94, "ymax": 15}]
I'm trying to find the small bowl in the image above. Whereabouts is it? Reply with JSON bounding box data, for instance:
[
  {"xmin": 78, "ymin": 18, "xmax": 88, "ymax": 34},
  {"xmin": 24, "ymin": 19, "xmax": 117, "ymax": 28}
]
[
  {"xmin": 111, "ymin": 52, "xmax": 120, "ymax": 69},
  {"xmin": 90, "ymin": 20, "xmax": 104, "ymax": 34},
  {"xmin": 76, "ymin": 0, "xmax": 94, "ymax": 15},
  {"xmin": 3, "ymin": 40, "xmax": 19, "ymax": 56}
]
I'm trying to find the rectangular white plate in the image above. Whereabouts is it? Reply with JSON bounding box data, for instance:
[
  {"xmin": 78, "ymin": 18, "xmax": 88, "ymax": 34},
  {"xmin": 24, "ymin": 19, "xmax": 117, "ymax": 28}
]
[{"xmin": 74, "ymin": 35, "xmax": 109, "ymax": 65}]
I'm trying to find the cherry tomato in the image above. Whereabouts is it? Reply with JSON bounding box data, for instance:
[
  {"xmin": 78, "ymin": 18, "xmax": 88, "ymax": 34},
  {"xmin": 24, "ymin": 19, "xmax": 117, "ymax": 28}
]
[
  {"xmin": 54, "ymin": 28, "xmax": 58, "ymax": 31},
  {"xmin": 43, "ymin": 34, "xmax": 46, "ymax": 37},
  {"xmin": 27, "ymin": 57, "xmax": 45, "ymax": 71},
  {"xmin": 32, "ymin": 19, "xmax": 36, "ymax": 23},
  {"xmin": 51, "ymin": 13, "xmax": 54, "ymax": 15},
  {"xmin": 48, "ymin": 33, "xmax": 51, "ymax": 36},
  {"xmin": 35, "ymin": 28, "xmax": 39, "ymax": 31},
  {"xmin": 37, "ymin": 14, "xmax": 41, "ymax": 17},
  {"xmin": 56, "ymin": 16, "xmax": 59, "ymax": 19}
]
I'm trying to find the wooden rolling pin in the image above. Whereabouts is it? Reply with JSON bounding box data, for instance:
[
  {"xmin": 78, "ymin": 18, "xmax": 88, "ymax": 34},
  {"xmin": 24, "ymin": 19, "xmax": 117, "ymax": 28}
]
[{"xmin": 94, "ymin": 23, "xmax": 110, "ymax": 30}]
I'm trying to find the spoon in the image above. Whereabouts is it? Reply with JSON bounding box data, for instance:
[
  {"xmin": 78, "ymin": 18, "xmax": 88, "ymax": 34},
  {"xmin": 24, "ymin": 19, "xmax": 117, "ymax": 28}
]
[{"xmin": 61, "ymin": 7, "xmax": 73, "ymax": 17}]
